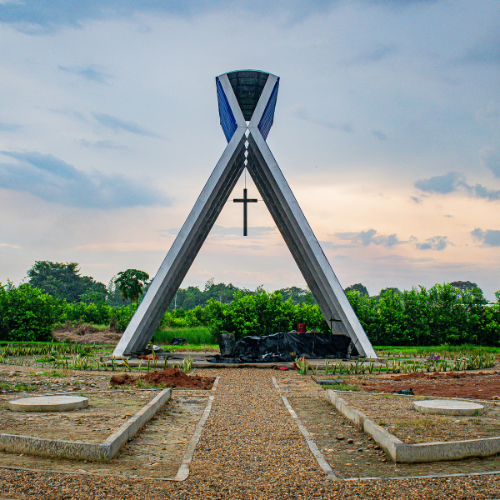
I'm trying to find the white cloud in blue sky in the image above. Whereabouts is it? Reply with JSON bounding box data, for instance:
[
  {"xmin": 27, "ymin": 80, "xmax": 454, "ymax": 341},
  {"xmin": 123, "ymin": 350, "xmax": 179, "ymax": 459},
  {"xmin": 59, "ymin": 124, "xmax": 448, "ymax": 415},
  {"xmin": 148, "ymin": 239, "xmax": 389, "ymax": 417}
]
[
  {"xmin": 335, "ymin": 229, "xmax": 403, "ymax": 248},
  {"xmin": 471, "ymin": 228, "xmax": 500, "ymax": 247},
  {"xmin": 0, "ymin": 151, "xmax": 169, "ymax": 208},
  {"xmin": 415, "ymin": 236, "xmax": 449, "ymax": 251},
  {"xmin": 415, "ymin": 172, "xmax": 500, "ymax": 201},
  {"xmin": 92, "ymin": 113, "xmax": 160, "ymax": 137},
  {"xmin": 0, "ymin": 0, "xmax": 440, "ymax": 34},
  {"xmin": 0, "ymin": 0, "xmax": 499, "ymax": 299},
  {"xmin": 58, "ymin": 64, "xmax": 111, "ymax": 83}
]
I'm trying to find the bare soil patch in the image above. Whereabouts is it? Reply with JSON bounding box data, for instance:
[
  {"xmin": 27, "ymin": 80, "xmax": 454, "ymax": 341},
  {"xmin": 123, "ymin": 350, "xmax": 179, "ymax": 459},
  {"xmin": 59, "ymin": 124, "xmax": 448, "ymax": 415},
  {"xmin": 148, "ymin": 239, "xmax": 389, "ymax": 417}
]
[
  {"xmin": 110, "ymin": 368, "xmax": 215, "ymax": 390},
  {"xmin": 52, "ymin": 322, "xmax": 122, "ymax": 345},
  {"xmin": 355, "ymin": 370, "xmax": 500, "ymax": 400}
]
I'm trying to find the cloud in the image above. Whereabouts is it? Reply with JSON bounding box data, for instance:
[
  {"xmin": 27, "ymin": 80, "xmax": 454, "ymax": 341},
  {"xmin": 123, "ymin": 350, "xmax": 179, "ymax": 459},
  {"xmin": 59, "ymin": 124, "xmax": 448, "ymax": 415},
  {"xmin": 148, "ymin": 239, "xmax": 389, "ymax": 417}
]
[
  {"xmin": 0, "ymin": 123, "xmax": 21, "ymax": 132},
  {"xmin": 459, "ymin": 35, "xmax": 500, "ymax": 65},
  {"xmin": 415, "ymin": 171, "xmax": 500, "ymax": 201},
  {"xmin": 0, "ymin": 0, "xmax": 342, "ymax": 34},
  {"xmin": 50, "ymin": 108, "xmax": 86, "ymax": 122},
  {"xmin": 477, "ymin": 101, "xmax": 500, "ymax": 123},
  {"xmin": 58, "ymin": 64, "xmax": 111, "ymax": 83},
  {"xmin": 335, "ymin": 229, "xmax": 403, "ymax": 248},
  {"xmin": 414, "ymin": 171, "xmax": 463, "ymax": 194},
  {"xmin": 415, "ymin": 236, "xmax": 449, "ymax": 251},
  {"xmin": 469, "ymin": 183, "xmax": 500, "ymax": 201},
  {"xmin": 0, "ymin": 150, "xmax": 169, "ymax": 209},
  {"xmin": 481, "ymin": 148, "xmax": 500, "ymax": 177},
  {"xmin": 343, "ymin": 43, "xmax": 396, "ymax": 66},
  {"xmin": 158, "ymin": 225, "xmax": 276, "ymax": 240},
  {"xmin": 471, "ymin": 228, "xmax": 500, "ymax": 247},
  {"xmin": 371, "ymin": 129, "xmax": 387, "ymax": 141},
  {"xmin": 0, "ymin": 242, "xmax": 22, "ymax": 249},
  {"xmin": 158, "ymin": 228, "xmax": 180, "ymax": 237},
  {"xmin": 209, "ymin": 225, "xmax": 276, "ymax": 238},
  {"xmin": 79, "ymin": 139, "xmax": 128, "ymax": 150},
  {"xmin": 295, "ymin": 107, "xmax": 354, "ymax": 134},
  {"xmin": 92, "ymin": 113, "xmax": 159, "ymax": 137},
  {"xmin": 410, "ymin": 196, "xmax": 422, "ymax": 204},
  {"xmin": 0, "ymin": 0, "xmax": 437, "ymax": 34}
]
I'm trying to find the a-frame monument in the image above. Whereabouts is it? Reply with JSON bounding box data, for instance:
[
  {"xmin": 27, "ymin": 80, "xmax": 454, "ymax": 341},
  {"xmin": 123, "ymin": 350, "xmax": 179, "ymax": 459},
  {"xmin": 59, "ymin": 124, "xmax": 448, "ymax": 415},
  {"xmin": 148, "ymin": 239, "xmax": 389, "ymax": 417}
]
[{"xmin": 113, "ymin": 70, "xmax": 377, "ymax": 359}]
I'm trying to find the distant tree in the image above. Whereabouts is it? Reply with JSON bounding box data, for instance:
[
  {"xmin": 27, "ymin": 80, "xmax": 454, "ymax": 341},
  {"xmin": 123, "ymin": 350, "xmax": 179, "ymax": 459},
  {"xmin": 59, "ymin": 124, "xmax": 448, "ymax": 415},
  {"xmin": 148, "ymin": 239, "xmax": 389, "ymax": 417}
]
[
  {"xmin": 27, "ymin": 261, "xmax": 106, "ymax": 303},
  {"xmin": 450, "ymin": 281, "xmax": 480, "ymax": 292},
  {"xmin": 168, "ymin": 279, "xmax": 252, "ymax": 311},
  {"xmin": 106, "ymin": 276, "xmax": 131, "ymax": 307},
  {"xmin": 344, "ymin": 283, "xmax": 369, "ymax": 297},
  {"xmin": 115, "ymin": 269, "xmax": 150, "ymax": 304},
  {"xmin": 277, "ymin": 286, "xmax": 315, "ymax": 305},
  {"xmin": 379, "ymin": 287, "xmax": 402, "ymax": 296}
]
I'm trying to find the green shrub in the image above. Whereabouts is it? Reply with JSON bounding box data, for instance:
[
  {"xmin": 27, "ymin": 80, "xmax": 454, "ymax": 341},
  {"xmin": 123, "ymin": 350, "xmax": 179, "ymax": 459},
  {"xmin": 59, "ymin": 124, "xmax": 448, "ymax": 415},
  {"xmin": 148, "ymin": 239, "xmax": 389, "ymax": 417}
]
[{"xmin": 0, "ymin": 282, "xmax": 58, "ymax": 342}]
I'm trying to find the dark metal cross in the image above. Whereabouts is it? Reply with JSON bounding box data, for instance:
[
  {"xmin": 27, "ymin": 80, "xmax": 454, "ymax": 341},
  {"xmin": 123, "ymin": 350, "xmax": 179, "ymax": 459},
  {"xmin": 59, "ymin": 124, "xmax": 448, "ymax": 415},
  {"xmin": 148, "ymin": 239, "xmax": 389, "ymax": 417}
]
[{"xmin": 233, "ymin": 188, "xmax": 257, "ymax": 236}]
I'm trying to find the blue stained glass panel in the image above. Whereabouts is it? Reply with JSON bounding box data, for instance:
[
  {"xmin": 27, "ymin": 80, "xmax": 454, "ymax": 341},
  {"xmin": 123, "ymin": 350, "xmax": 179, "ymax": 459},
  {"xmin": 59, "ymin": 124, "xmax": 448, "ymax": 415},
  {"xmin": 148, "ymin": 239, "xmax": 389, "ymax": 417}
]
[
  {"xmin": 216, "ymin": 78, "xmax": 237, "ymax": 142},
  {"xmin": 258, "ymin": 79, "xmax": 279, "ymax": 141}
]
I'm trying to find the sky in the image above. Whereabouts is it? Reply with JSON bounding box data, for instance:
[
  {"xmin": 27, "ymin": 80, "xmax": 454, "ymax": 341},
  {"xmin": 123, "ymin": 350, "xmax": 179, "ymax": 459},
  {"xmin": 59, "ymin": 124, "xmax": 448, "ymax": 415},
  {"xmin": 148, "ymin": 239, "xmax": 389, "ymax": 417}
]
[{"xmin": 0, "ymin": 0, "xmax": 499, "ymax": 300}]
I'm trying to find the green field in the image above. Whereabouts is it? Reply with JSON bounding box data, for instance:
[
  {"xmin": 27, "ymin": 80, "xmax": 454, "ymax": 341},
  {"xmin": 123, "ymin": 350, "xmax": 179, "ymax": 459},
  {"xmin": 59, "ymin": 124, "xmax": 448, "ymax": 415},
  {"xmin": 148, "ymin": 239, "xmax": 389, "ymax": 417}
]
[
  {"xmin": 375, "ymin": 344, "xmax": 500, "ymax": 356},
  {"xmin": 152, "ymin": 326, "xmax": 215, "ymax": 345}
]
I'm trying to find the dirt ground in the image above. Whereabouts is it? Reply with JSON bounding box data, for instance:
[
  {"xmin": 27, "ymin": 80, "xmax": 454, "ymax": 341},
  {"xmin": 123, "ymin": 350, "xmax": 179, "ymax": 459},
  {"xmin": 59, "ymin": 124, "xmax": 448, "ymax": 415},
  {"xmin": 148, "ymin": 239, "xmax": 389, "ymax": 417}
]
[
  {"xmin": 353, "ymin": 370, "xmax": 500, "ymax": 399},
  {"xmin": 110, "ymin": 368, "xmax": 215, "ymax": 390},
  {"xmin": 52, "ymin": 322, "xmax": 122, "ymax": 345},
  {"xmin": 275, "ymin": 370, "xmax": 500, "ymax": 479}
]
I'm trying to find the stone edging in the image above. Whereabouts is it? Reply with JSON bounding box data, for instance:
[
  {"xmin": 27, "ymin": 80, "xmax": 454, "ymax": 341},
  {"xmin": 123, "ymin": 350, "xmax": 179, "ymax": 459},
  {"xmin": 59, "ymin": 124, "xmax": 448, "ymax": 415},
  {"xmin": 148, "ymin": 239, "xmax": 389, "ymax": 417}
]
[
  {"xmin": 0, "ymin": 388, "xmax": 172, "ymax": 462},
  {"xmin": 325, "ymin": 389, "xmax": 500, "ymax": 463},
  {"xmin": 272, "ymin": 377, "xmax": 336, "ymax": 478}
]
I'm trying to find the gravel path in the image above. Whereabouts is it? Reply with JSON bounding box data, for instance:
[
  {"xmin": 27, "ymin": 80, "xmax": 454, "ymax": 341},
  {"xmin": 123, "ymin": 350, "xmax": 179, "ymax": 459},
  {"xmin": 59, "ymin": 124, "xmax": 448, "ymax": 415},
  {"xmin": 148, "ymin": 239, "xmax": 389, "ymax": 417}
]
[{"xmin": 2, "ymin": 368, "xmax": 500, "ymax": 499}]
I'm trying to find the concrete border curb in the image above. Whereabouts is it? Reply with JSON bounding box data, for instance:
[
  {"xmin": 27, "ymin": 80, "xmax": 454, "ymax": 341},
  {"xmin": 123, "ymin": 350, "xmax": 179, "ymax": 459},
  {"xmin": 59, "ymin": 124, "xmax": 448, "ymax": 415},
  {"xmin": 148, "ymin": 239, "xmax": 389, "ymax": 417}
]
[
  {"xmin": 325, "ymin": 389, "xmax": 500, "ymax": 463},
  {"xmin": 272, "ymin": 377, "xmax": 336, "ymax": 478},
  {"xmin": 103, "ymin": 388, "xmax": 171, "ymax": 459},
  {"xmin": 172, "ymin": 375, "xmax": 219, "ymax": 481},
  {"xmin": 0, "ymin": 389, "xmax": 171, "ymax": 462}
]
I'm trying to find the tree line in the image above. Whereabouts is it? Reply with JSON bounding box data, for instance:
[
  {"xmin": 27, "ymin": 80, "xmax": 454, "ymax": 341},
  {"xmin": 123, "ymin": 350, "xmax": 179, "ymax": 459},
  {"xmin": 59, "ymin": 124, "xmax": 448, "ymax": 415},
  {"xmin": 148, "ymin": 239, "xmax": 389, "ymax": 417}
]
[
  {"xmin": 26, "ymin": 261, "xmax": 318, "ymax": 308},
  {"xmin": 0, "ymin": 261, "xmax": 498, "ymax": 347}
]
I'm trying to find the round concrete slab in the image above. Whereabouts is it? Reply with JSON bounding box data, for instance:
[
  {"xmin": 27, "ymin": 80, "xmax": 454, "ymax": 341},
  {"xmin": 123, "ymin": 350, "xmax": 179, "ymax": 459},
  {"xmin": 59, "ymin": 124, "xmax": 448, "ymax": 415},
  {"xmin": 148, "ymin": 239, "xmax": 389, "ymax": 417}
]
[
  {"xmin": 8, "ymin": 396, "xmax": 89, "ymax": 412},
  {"xmin": 413, "ymin": 399, "xmax": 484, "ymax": 416}
]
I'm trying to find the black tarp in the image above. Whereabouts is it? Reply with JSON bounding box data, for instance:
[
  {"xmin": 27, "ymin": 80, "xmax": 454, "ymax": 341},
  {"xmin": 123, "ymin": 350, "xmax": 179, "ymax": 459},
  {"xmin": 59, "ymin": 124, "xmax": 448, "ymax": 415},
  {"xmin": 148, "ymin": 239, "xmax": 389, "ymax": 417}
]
[
  {"xmin": 169, "ymin": 337, "xmax": 186, "ymax": 346},
  {"xmin": 210, "ymin": 331, "xmax": 351, "ymax": 363}
]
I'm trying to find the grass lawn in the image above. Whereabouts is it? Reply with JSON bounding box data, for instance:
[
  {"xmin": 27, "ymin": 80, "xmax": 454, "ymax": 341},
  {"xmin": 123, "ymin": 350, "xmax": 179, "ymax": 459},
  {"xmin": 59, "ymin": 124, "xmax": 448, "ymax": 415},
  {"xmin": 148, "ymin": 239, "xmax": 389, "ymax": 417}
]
[{"xmin": 153, "ymin": 326, "xmax": 215, "ymax": 345}]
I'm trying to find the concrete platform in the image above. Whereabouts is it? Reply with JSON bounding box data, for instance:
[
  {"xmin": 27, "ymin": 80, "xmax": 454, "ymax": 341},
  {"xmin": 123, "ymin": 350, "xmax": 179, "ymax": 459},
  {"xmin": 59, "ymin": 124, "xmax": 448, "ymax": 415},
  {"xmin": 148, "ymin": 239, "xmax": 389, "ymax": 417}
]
[
  {"xmin": 413, "ymin": 400, "xmax": 484, "ymax": 416},
  {"xmin": 8, "ymin": 396, "xmax": 89, "ymax": 413}
]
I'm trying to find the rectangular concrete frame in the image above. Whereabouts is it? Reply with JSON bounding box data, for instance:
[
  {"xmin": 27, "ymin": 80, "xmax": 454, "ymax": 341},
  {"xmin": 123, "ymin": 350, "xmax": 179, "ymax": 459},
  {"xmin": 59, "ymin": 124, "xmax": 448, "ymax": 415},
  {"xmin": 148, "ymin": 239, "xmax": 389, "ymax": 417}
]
[
  {"xmin": 325, "ymin": 389, "xmax": 500, "ymax": 463},
  {"xmin": 113, "ymin": 71, "xmax": 377, "ymax": 359},
  {"xmin": 0, "ymin": 389, "xmax": 171, "ymax": 462}
]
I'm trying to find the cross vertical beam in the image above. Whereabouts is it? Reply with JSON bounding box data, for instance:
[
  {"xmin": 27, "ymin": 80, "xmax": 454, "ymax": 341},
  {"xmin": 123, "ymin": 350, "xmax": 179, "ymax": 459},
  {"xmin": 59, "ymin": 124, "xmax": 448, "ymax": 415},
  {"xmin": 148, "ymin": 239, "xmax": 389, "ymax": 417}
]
[{"xmin": 233, "ymin": 188, "xmax": 258, "ymax": 236}]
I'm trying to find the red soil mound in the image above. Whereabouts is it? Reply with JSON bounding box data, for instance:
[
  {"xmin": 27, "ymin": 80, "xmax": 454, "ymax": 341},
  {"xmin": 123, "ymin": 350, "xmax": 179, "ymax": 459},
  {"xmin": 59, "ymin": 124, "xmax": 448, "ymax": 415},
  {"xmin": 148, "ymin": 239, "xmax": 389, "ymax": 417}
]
[{"xmin": 110, "ymin": 368, "xmax": 215, "ymax": 390}]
